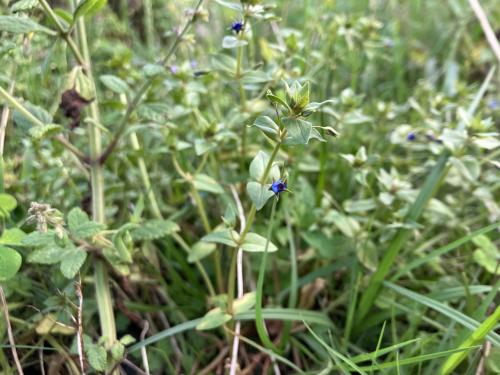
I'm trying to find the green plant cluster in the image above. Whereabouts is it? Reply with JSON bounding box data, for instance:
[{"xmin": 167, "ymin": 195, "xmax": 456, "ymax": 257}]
[{"xmin": 0, "ymin": 0, "xmax": 499, "ymax": 374}]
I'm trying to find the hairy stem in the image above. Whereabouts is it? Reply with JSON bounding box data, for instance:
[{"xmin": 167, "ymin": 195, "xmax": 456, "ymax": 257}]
[{"xmin": 72, "ymin": 8, "xmax": 117, "ymax": 360}]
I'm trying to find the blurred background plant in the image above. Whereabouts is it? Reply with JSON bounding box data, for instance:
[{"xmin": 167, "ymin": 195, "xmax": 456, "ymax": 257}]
[{"xmin": 0, "ymin": 0, "xmax": 499, "ymax": 373}]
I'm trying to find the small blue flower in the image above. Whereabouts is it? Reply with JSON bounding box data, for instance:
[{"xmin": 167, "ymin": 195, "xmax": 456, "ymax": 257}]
[
  {"xmin": 269, "ymin": 179, "xmax": 287, "ymax": 196},
  {"xmin": 407, "ymin": 132, "xmax": 416, "ymax": 141},
  {"xmin": 488, "ymin": 99, "xmax": 499, "ymax": 110},
  {"xmin": 231, "ymin": 21, "xmax": 244, "ymax": 34}
]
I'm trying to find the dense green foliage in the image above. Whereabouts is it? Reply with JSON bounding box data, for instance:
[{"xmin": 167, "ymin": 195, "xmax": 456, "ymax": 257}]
[{"xmin": 0, "ymin": 0, "xmax": 499, "ymax": 373}]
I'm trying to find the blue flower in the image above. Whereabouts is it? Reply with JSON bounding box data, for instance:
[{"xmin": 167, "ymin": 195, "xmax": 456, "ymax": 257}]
[
  {"xmin": 231, "ymin": 21, "xmax": 244, "ymax": 33},
  {"xmin": 407, "ymin": 132, "xmax": 416, "ymax": 141},
  {"xmin": 488, "ymin": 99, "xmax": 499, "ymax": 110},
  {"xmin": 269, "ymin": 179, "xmax": 287, "ymax": 196}
]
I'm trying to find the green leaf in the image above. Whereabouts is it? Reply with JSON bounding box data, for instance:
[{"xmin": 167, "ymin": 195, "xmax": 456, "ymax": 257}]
[
  {"xmin": 472, "ymin": 234, "xmax": 499, "ymax": 274},
  {"xmin": 11, "ymin": 0, "xmax": 39, "ymax": 12},
  {"xmin": 110, "ymin": 341, "xmax": 125, "ymax": 361},
  {"xmin": 86, "ymin": 344, "xmax": 107, "ymax": 372},
  {"xmin": 119, "ymin": 334, "xmax": 136, "ymax": 346},
  {"xmin": 0, "ymin": 193, "xmax": 17, "ymax": 218},
  {"xmin": 301, "ymin": 231, "xmax": 354, "ymax": 259},
  {"xmin": 246, "ymin": 181, "xmax": 275, "ymax": 210},
  {"xmin": 326, "ymin": 210, "xmax": 360, "ymax": 238},
  {"xmin": 112, "ymin": 231, "xmax": 133, "ymax": 263},
  {"xmin": 0, "ymin": 15, "xmax": 56, "ymax": 35},
  {"xmin": 241, "ymin": 70, "xmax": 271, "ymax": 84},
  {"xmin": 74, "ymin": 0, "xmax": 107, "ymax": 20},
  {"xmin": 266, "ymin": 90, "xmax": 290, "ymax": 110},
  {"xmin": 196, "ymin": 307, "xmax": 232, "ymax": 330},
  {"xmin": 22, "ymin": 231, "xmax": 56, "ymax": 247},
  {"xmin": 28, "ymin": 246, "xmax": 64, "ymax": 264},
  {"xmin": 99, "ymin": 74, "xmax": 129, "ymax": 94},
  {"xmin": 68, "ymin": 207, "xmax": 89, "ymax": 230},
  {"xmin": 252, "ymin": 116, "xmax": 279, "ymax": 135},
  {"xmin": 54, "ymin": 8, "xmax": 73, "ymax": 24},
  {"xmin": 192, "ymin": 174, "xmax": 224, "ymax": 194},
  {"xmin": 201, "ymin": 229, "xmax": 239, "ymax": 247},
  {"xmin": 222, "ymin": 36, "xmax": 248, "ymax": 49},
  {"xmin": 29, "ymin": 124, "xmax": 62, "ymax": 140},
  {"xmin": 249, "ymin": 151, "xmax": 280, "ymax": 182},
  {"xmin": 240, "ymin": 232, "xmax": 278, "ymax": 253},
  {"xmin": 188, "ymin": 241, "xmax": 216, "ymax": 263},
  {"xmin": 131, "ymin": 219, "xmax": 179, "ymax": 241},
  {"xmin": 233, "ymin": 292, "xmax": 256, "ymax": 315},
  {"xmin": 283, "ymin": 117, "xmax": 312, "ymax": 145},
  {"xmin": 13, "ymin": 102, "xmax": 52, "ymax": 131},
  {"xmin": 0, "ymin": 228, "xmax": 26, "ymax": 246},
  {"xmin": 0, "ymin": 246, "xmax": 22, "ymax": 281},
  {"xmin": 72, "ymin": 221, "xmax": 105, "ymax": 240},
  {"xmin": 60, "ymin": 248, "xmax": 87, "ymax": 278}
]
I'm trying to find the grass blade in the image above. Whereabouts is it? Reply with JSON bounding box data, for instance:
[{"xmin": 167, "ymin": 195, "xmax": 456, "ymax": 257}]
[
  {"xmin": 392, "ymin": 222, "xmax": 499, "ymax": 280},
  {"xmin": 356, "ymin": 66, "xmax": 496, "ymax": 323},
  {"xmin": 129, "ymin": 307, "xmax": 334, "ymax": 352},
  {"xmin": 440, "ymin": 305, "xmax": 500, "ymax": 374},
  {"xmin": 357, "ymin": 346, "xmax": 480, "ymax": 371},
  {"xmin": 384, "ymin": 281, "xmax": 500, "ymax": 346},
  {"xmin": 305, "ymin": 321, "xmax": 367, "ymax": 375},
  {"xmin": 356, "ymin": 152, "xmax": 449, "ymax": 322}
]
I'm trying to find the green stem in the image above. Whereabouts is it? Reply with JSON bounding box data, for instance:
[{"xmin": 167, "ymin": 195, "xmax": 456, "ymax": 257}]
[
  {"xmin": 239, "ymin": 140, "xmax": 281, "ymax": 242},
  {"xmin": 226, "ymin": 250, "xmax": 238, "ymax": 314},
  {"xmin": 190, "ymin": 185, "xmax": 224, "ymax": 293},
  {"xmin": 0, "ymin": 86, "xmax": 86, "ymax": 161},
  {"xmin": 255, "ymin": 199, "xmax": 279, "ymax": 352},
  {"xmin": 73, "ymin": 9, "xmax": 117, "ymax": 357},
  {"xmin": 129, "ymin": 132, "xmax": 162, "ymax": 219},
  {"xmin": 99, "ymin": 0, "xmax": 205, "ymax": 163},
  {"xmin": 235, "ymin": 25, "xmax": 248, "ymax": 165},
  {"xmin": 38, "ymin": 0, "xmax": 86, "ymax": 67},
  {"xmin": 191, "ymin": 187, "xmax": 211, "ymax": 232},
  {"xmin": 172, "ymin": 232, "xmax": 216, "ymax": 298},
  {"xmin": 129, "ymin": 131, "xmax": 216, "ymax": 298},
  {"xmin": 279, "ymin": 204, "xmax": 298, "ymax": 349},
  {"xmin": 142, "ymin": 0, "xmax": 155, "ymax": 53}
]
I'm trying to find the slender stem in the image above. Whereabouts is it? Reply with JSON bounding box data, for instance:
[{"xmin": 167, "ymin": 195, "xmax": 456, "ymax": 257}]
[
  {"xmin": 72, "ymin": 8, "xmax": 117, "ymax": 361},
  {"xmin": 99, "ymin": 0, "xmax": 205, "ymax": 164},
  {"xmin": 235, "ymin": 17, "xmax": 248, "ymax": 165},
  {"xmin": 173, "ymin": 155, "xmax": 223, "ymax": 293},
  {"xmin": 129, "ymin": 132, "xmax": 162, "ymax": 219},
  {"xmin": 37, "ymin": 0, "xmax": 86, "ymax": 67},
  {"xmin": 143, "ymin": 0, "xmax": 155, "ymax": 54},
  {"xmin": 172, "ymin": 232, "xmax": 216, "ymax": 297},
  {"xmin": 0, "ymin": 286, "xmax": 24, "ymax": 375},
  {"xmin": 128, "ymin": 129, "xmax": 216, "ymax": 298},
  {"xmin": 279, "ymin": 204, "xmax": 297, "ymax": 349},
  {"xmin": 190, "ymin": 187, "xmax": 211, "ymax": 232},
  {"xmin": 226, "ymin": 249, "xmax": 239, "ymax": 314},
  {"xmin": 239, "ymin": 140, "xmax": 282, "ymax": 242},
  {"xmin": 0, "ymin": 85, "xmax": 87, "ymax": 161},
  {"xmin": 229, "ymin": 185, "xmax": 246, "ymax": 375},
  {"xmin": 255, "ymin": 199, "xmax": 279, "ymax": 352}
]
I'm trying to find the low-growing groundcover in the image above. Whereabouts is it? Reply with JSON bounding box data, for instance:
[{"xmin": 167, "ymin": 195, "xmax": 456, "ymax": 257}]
[{"xmin": 0, "ymin": 0, "xmax": 499, "ymax": 373}]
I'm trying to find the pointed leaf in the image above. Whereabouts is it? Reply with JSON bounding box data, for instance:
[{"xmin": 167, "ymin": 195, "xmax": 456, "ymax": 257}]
[
  {"xmin": 246, "ymin": 181, "xmax": 275, "ymax": 210},
  {"xmin": 240, "ymin": 232, "xmax": 278, "ymax": 253}
]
